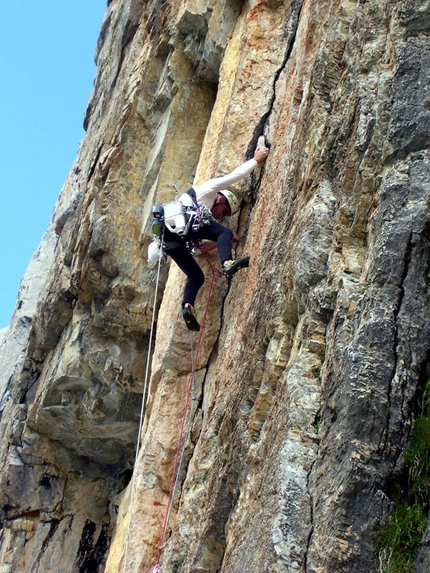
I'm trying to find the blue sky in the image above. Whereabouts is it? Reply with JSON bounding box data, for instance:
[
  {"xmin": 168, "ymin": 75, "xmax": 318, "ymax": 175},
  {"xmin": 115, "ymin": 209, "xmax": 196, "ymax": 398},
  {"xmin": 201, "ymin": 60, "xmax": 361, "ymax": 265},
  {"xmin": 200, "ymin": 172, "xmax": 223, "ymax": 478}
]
[{"xmin": 0, "ymin": 2, "xmax": 107, "ymax": 328}]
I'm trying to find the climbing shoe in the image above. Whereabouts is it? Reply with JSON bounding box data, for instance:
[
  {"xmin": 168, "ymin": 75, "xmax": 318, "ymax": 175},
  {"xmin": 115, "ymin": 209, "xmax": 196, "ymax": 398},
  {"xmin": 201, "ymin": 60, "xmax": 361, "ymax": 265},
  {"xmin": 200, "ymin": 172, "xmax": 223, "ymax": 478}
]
[
  {"xmin": 223, "ymin": 256, "xmax": 250, "ymax": 277},
  {"xmin": 182, "ymin": 305, "xmax": 200, "ymax": 331}
]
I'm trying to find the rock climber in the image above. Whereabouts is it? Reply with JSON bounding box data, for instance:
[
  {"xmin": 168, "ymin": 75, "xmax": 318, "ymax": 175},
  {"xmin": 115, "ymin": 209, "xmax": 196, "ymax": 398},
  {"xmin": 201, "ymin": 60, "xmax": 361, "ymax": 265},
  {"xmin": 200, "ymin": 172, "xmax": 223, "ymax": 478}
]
[{"xmin": 155, "ymin": 145, "xmax": 269, "ymax": 331}]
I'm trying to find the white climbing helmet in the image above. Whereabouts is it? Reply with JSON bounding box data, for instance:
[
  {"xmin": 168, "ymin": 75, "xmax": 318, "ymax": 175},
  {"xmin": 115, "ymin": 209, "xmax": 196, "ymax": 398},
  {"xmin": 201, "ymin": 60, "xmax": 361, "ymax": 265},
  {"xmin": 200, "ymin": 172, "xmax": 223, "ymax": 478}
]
[{"xmin": 218, "ymin": 189, "xmax": 240, "ymax": 215}]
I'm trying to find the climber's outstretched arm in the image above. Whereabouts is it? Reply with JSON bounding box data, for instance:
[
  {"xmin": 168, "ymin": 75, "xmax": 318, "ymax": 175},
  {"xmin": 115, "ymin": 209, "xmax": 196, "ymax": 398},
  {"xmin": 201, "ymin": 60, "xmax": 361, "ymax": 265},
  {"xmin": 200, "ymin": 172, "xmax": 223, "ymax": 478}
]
[{"xmin": 195, "ymin": 146, "xmax": 269, "ymax": 208}]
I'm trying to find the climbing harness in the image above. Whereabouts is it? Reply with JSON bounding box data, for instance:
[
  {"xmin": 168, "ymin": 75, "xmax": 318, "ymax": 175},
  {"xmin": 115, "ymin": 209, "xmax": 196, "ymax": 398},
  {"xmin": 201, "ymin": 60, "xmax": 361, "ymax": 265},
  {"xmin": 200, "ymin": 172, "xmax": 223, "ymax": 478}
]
[{"xmin": 189, "ymin": 203, "xmax": 214, "ymax": 231}]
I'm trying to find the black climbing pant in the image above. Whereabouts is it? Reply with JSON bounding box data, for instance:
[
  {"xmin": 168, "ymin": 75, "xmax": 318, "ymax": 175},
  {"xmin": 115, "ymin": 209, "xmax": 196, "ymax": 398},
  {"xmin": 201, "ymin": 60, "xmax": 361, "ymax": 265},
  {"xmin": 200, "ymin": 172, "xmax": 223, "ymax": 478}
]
[{"xmin": 164, "ymin": 220, "xmax": 233, "ymax": 306}]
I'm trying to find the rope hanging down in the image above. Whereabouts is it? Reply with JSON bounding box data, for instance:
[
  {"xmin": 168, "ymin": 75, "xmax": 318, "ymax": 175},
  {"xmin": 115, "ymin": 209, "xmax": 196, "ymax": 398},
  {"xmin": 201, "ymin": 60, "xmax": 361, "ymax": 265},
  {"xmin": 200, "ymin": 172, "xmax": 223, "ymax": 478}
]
[
  {"xmin": 152, "ymin": 262, "xmax": 219, "ymax": 572},
  {"xmin": 120, "ymin": 240, "xmax": 221, "ymax": 573},
  {"xmin": 121, "ymin": 249, "xmax": 164, "ymax": 573}
]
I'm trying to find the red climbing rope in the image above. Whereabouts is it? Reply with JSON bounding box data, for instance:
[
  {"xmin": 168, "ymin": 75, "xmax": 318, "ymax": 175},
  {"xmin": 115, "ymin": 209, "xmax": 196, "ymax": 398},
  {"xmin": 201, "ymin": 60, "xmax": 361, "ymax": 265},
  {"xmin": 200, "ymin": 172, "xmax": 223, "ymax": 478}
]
[{"xmin": 153, "ymin": 259, "xmax": 220, "ymax": 571}]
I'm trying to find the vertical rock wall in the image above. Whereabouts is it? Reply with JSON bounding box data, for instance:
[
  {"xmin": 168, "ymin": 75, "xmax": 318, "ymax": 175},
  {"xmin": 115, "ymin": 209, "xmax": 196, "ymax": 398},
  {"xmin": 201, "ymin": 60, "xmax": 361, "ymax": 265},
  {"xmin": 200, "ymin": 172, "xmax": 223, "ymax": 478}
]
[{"xmin": 1, "ymin": 1, "xmax": 430, "ymax": 572}]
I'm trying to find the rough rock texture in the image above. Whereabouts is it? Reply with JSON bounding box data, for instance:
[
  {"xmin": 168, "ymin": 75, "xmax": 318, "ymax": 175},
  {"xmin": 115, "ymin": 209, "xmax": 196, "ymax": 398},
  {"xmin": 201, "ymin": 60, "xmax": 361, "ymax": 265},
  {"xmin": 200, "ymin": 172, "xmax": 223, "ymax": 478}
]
[{"xmin": 1, "ymin": 0, "xmax": 430, "ymax": 572}]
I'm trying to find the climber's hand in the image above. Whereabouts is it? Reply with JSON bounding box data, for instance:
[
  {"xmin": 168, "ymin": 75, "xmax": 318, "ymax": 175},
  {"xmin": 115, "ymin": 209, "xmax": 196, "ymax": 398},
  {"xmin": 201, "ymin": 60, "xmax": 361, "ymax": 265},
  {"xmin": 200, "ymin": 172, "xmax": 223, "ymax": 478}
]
[
  {"xmin": 232, "ymin": 234, "xmax": 240, "ymax": 248},
  {"xmin": 254, "ymin": 147, "xmax": 269, "ymax": 165}
]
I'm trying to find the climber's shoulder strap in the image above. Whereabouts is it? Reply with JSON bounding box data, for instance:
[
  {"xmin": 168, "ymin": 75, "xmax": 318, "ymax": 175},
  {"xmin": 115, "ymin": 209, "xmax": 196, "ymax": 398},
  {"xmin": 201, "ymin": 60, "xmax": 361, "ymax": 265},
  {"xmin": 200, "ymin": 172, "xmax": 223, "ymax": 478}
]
[{"xmin": 185, "ymin": 187, "xmax": 198, "ymax": 205}]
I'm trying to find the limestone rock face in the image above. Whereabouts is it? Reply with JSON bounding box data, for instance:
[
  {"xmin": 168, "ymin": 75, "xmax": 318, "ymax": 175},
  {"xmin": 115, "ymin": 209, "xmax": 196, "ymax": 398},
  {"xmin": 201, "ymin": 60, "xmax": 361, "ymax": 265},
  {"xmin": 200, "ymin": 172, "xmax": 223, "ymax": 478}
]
[{"xmin": 1, "ymin": 1, "xmax": 430, "ymax": 572}]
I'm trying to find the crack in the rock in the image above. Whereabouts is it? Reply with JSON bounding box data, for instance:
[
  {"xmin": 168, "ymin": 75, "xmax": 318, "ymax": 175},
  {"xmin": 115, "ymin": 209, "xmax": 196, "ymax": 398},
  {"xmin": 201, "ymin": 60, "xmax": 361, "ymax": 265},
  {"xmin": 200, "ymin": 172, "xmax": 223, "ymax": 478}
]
[
  {"xmin": 303, "ymin": 459, "xmax": 317, "ymax": 573},
  {"xmin": 382, "ymin": 230, "xmax": 413, "ymax": 455},
  {"xmin": 248, "ymin": 0, "xmax": 303, "ymax": 201}
]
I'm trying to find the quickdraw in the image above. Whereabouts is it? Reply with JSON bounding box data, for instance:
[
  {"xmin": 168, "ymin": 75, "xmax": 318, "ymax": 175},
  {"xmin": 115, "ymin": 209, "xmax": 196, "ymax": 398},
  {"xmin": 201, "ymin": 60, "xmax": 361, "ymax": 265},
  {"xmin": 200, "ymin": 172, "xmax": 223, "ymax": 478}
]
[{"xmin": 188, "ymin": 203, "xmax": 213, "ymax": 232}]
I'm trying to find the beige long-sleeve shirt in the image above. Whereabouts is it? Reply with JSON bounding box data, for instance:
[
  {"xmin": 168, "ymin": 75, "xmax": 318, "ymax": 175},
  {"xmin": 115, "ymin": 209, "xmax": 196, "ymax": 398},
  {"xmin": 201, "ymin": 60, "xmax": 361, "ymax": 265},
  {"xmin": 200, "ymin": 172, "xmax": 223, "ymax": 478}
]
[{"xmin": 179, "ymin": 159, "xmax": 257, "ymax": 209}]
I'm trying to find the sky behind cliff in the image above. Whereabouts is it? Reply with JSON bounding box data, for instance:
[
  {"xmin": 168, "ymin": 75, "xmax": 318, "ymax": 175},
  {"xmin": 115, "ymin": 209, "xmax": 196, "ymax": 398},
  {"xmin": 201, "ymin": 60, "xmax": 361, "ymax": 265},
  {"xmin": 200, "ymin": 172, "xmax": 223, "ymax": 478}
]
[{"xmin": 0, "ymin": 2, "xmax": 107, "ymax": 328}]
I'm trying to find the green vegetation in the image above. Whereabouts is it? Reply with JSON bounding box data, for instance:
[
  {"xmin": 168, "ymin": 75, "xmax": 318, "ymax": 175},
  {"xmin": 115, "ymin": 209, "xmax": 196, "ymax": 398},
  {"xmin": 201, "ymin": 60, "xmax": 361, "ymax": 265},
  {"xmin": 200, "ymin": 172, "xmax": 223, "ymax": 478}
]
[
  {"xmin": 377, "ymin": 378, "xmax": 430, "ymax": 572},
  {"xmin": 377, "ymin": 502, "xmax": 427, "ymax": 572}
]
